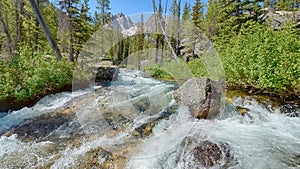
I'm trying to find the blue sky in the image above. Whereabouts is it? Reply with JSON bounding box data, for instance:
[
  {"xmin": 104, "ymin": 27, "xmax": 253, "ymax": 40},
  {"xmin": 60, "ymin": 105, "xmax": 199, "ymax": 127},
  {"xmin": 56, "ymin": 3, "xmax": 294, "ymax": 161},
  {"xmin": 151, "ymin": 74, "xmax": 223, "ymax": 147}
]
[{"xmin": 89, "ymin": 0, "xmax": 208, "ymax": 15}]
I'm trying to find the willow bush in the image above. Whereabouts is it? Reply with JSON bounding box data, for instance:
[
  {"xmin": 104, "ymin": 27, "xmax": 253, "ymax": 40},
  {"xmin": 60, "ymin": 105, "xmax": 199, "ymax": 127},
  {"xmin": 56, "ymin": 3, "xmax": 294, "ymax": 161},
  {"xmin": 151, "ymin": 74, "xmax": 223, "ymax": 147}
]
[
  {"xmin": 0, "ymin": 44, "xmax": 73, "ymax": 101},
  {"xmin": 220, "ymin": 21, "xmax": 300, "ymax": 96}
]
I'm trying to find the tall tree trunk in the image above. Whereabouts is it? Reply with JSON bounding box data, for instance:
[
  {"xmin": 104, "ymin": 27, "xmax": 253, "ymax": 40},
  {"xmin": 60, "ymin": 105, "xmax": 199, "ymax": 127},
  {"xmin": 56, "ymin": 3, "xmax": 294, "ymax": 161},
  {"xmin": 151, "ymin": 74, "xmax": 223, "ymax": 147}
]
[
  {"xmin": 15, "ymin": 0, "xmax": 21, "ymax": 51},
  {"xmin": 68, "ymin": 0, "xmax": 74, "ymax": 62},
  {"xmin": 236, "ymin": 0, "xmax": 240, "ymax": 16},
  {"xmin": 153, "ymin": 0, "xmax": 159, "ymax": 63},
  {"xmin": 155, "ymin": 35, "xmax": 160, "ymax": 63},
  {"xmin": 29, "ymin": 0, "xmax": 62, "ymax": 61},
  {"xmin": 176, "ymin": 0, "xmax": 181, "ymax": 56},
  {"xmin": 0, "ymin": 2, "xmax": 13, "ymax": 53},
  {"xmin": 160, "ymin": 0, "xmax": 168, "ymax": 62},
  {"xmin": 34, "ymin": 0, "xmax": 40, "ymax": 51}
]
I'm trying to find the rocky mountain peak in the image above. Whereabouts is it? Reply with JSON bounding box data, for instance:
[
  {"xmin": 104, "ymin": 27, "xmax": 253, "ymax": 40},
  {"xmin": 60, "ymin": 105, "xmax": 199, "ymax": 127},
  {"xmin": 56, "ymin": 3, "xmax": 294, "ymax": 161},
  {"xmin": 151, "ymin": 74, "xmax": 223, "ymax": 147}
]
[{"xmin": 111, "ymin": 13, "xmax": 135, "ymax": 31}]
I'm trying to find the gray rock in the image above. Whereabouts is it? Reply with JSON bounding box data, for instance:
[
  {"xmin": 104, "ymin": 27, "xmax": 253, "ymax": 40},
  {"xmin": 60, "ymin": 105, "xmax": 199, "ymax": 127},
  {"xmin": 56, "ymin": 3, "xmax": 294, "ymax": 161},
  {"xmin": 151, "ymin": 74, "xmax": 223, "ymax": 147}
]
[
  {"xmin": 174, "ymin": 78, "xmax": 223, "ymax": 119},
  {"xmin": 188, "ymin": 141, "xmax": 235, "ymax": 168},
  {"xmin": 95, "ymin": 65, "xmax": 119, "ymax": 83},
  {"xmin": 259, "ymin": 9, "xmax": 300, "ymax": 29}
]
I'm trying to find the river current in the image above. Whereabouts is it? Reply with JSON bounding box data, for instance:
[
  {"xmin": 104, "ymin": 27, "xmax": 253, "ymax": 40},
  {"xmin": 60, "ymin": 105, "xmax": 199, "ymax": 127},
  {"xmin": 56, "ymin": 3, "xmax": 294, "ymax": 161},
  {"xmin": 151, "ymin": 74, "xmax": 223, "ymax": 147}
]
[{"xmin": 0, "ymin": 69, "xmax": 299, "ymax": 169}]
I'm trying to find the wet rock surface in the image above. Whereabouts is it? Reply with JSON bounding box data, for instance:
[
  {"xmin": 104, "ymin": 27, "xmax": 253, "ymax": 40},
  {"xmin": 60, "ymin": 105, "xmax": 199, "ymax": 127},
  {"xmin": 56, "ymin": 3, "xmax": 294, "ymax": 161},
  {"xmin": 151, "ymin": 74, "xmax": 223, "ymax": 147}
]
[
  {"xmin": 75, "ymin": 147, "xmax": 127, "ymax": 169},
  {"xmin": 2, "ymin": 108, "xmax": 76, "ymax": 141},
  {"xmin": 187, "ymin": 141, "xmax": 235, "ymax": 168},
  {"xmin": 236, "ymin": 106, "xmax": 249, "ymax": 116},
  {"xmin": 280, "ymin": 104, "xmax": 299, "ymax": 117},
  {"xmin": 94, "ymin": 64, "xmax": 119, "ymax": 83},
  {"xmin": 132, "ymin": 105, "xmax": 177, "ymax": 138},
  {"xmin": 174, "ymin": 78, "xmax": 223, "ymax": 119}
]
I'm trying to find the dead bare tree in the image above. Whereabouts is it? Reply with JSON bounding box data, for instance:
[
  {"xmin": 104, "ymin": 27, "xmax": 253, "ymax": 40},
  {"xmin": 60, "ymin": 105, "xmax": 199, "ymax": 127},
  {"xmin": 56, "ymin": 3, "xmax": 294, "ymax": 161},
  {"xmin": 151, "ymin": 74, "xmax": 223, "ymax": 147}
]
[
  {"xmin": 29, "ymin": 0, "xmax": 62, "ymax": 61},
  {"xmin": 151, "ymin": 0, "xmax": 178, "ymax": 61}
]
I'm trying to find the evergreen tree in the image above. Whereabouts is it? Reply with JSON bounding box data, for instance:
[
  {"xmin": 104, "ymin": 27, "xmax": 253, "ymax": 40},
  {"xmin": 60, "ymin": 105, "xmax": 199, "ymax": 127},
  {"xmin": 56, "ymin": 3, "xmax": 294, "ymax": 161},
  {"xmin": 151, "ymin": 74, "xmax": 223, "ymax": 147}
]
[
  {"xmin": 58, "ymin": 0, "xmax": 81, "ymax": 61},
  {"xmin": 192, "ymin": 0, "xmax": 204, "ymax": 29},
  {"xmin": 275, "ymin": 0, "xmax": 298, "ymax": 10},
  {"xmin": 95, "ymin": 0, "xmax": 111, "ymax": 26},
  {"xmin": 169, "ymin": 0, "xmax": 178, "ymax": 53},
  {"xmin": 137, "ymin": 14, "xmax": 145, "ymax": 52},
  {"xmin": 204, "ymin": 0, "xmax": 218, "ymax": 38},
  {"xmin": 29, "ymin": 0, "xmax": 62, "ymax": 60},
  {"xmin": 95, "ymin": 0, "xmax": 111, "ymax": 57},
  {"xmin": 212, "ymin": 0, "xmax": 263, "ymax": 48},
  {"xmin": 73, "ymin": 0, "xmax": 93, "ymax": 59},
  {"xmin": 176, "ymin": 0, "xmax": 181, "ymax": 56},
  {"xmin": 182, "ymin": 2, "xmax": 191, "ymax": 22}
]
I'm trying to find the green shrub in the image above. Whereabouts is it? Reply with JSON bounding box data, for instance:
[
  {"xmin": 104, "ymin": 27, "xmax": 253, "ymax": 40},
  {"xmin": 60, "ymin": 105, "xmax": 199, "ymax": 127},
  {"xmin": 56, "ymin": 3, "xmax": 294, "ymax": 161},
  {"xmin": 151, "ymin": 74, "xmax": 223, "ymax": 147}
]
[
  {"xmin": 0, "ymin": 44, "xmax": 73, "ymax": 101},
  {"xmin": 219, "ymin": 21, "xmax": 300, "ymax": 96},
  {"xmin": 144, "ymin": 58, "xmax": 208, "ymax": 81}
]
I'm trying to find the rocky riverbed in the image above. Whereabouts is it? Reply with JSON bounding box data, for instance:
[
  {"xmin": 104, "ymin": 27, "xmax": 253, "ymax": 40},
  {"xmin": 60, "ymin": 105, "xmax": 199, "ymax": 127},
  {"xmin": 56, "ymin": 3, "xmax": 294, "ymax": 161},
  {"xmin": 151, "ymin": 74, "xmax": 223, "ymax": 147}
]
[{"xmin": 0, "ymin": 69, "xmax": 299, "ymax": 169}]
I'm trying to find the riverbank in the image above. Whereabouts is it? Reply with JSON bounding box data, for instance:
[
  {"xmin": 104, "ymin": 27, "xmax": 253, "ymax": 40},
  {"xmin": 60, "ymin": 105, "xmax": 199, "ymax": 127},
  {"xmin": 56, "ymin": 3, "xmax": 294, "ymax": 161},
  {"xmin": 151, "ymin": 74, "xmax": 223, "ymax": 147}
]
[{"xmin": 0, "ymin": 83, "xmax": 72, "ymax": 112}]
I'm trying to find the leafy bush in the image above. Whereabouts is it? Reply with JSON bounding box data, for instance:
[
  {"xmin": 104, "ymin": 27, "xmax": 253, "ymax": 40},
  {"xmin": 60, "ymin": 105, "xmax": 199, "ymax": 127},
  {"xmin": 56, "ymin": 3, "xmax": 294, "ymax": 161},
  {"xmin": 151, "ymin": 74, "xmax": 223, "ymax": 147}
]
[
  {"xmin": 219, "ymin": 21, "xmax": 300, "ymax": 96},
  {"xmin": 144, "ymin": 58, "xmax": 208, "ymax": 81},
  {"xmin": 0, "ymin": 44, "xmax": 73, "ymax": 101}
]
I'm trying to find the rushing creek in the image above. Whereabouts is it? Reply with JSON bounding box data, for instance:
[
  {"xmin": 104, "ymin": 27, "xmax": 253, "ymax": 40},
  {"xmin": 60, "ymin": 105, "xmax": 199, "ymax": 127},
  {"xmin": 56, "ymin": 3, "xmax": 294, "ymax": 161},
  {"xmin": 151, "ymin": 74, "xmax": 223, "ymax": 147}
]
[{"xmin": 0, "ymin": 69, "xmax": 299, "ymax": 169}]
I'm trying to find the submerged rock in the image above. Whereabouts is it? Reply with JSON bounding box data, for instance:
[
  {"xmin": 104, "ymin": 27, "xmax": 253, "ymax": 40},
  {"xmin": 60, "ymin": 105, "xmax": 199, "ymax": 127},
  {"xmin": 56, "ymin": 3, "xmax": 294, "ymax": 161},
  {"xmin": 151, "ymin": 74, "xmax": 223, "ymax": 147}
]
[
  {"xmin": 280, "ymin": 104, "xmax": 299, "ymax": 117},
  {"xmin": 3, "ymin": 108, "xmax": 76, "ymax": 142},
  {"xmin": 76, "ymin": 147, "xmax": 127, "ymax": 169},
  {"xmin": 187, "ymin": 141, "xmax": 235, "ymax": 168},
  {"xmin": 174, "ymin": 78, "xmax": 223, "ymax": 119},
  {"xmin": 132, "ymin": 105, "xmax": 178, "ymax": 138},
  {"xmin": 236, "ymin": 106, "xmax": 249, "ymax": 116}
]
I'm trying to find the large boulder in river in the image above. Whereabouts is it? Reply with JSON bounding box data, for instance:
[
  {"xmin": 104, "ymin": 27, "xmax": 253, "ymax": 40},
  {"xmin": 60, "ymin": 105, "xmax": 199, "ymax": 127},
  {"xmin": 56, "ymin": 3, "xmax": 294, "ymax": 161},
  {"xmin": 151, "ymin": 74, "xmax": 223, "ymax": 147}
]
[
  {"xmin": 174, "ymin": 78, "xmax": 223, "ymax": 119},
  {"xmin": 93, "ymin": 61, "xmax": 119, "ymax": 83}
]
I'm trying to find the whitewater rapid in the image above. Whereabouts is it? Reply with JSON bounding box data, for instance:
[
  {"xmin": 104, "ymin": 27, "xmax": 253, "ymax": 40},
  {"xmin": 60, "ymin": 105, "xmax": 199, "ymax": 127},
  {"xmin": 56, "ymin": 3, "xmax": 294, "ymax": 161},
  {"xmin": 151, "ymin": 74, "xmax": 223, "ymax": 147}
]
[{"xmin": 0, "ymin": 69, "xmax": 299, "ymax": 169}]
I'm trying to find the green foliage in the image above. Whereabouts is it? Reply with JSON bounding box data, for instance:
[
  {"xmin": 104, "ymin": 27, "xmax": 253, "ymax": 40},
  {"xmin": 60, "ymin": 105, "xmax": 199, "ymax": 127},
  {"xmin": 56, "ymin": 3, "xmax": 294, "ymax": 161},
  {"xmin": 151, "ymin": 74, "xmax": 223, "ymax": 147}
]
[
  {"xmin": 182, "ymin": 2, "xmax": 191, "ymax": 22},
  {"xmin": 145, "ymin": 58, "xmax": 208, "ymax": 81},
  {"xmin": 0, "ymin": 44, "xmax": 73, "ymax": 101},
  {"xmin": 220, "ymin": 21, "xmax": 300, "ymax": 96},
  {"xmin": 144, "ymin": 65, "xmax": 174, "ymax": 80},
  {"xmin": 187, "ymin": 58, "xmax": 208, "ymax": 77},
  {"xmin": 192, "ymin": 0, "xmax": 204, "ymax": 29}
]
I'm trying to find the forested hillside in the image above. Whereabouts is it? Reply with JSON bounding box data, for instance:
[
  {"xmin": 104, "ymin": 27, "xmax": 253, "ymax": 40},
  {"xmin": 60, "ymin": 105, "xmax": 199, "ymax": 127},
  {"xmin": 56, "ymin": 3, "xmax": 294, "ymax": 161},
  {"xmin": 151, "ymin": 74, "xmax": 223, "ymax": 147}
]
[{"xmin": 0, "ymin": 0, "xmax": 299, "ymax": 110}]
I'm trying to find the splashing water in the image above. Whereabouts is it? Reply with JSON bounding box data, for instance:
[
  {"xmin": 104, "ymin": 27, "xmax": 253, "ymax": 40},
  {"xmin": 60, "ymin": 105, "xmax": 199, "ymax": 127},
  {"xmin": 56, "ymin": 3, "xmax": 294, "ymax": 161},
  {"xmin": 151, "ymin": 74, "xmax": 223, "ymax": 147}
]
[{"xmin": 0, "ymin": 69, "xmax": 299, "ymax": 169}]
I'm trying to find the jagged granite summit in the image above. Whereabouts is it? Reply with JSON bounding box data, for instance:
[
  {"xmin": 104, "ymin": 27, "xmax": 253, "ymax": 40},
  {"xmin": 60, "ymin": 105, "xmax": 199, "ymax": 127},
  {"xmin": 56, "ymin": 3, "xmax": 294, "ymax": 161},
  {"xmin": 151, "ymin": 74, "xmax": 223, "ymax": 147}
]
[
  {"xmin": 112, "ymin": 13, "xmax": 135, "ymax": 30},
  {"xmin": 111, "ymin": 13, "xmax": 137, "ymax": 36}
]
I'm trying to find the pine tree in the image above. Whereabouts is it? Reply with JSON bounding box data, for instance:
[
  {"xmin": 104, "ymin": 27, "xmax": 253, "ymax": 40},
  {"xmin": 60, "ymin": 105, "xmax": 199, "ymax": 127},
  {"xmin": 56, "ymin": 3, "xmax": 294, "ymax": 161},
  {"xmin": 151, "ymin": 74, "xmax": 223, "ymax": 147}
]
[
  {"xmin": 73, "ymin": 0, "xmax": 93, "ymax": 59},
  {"xmin": 30, "ymin": 0, "xmax": 62, "ymax": 60},
  {"xmin": 58, "ymin": 0, "xmax": 81, "ymax": 61},
  {"xmin": 182, "ymin": 2, "xmax": 191, "ymax": 22},
  {"xmin": 95, "ymin": 0, "xmax": 111, "ymax": 57},
  {"xmin": 169, "ymin": 0, "xmax": 178, "ymax": 52},
  {"xmin": 276, "ymin": 0, "xmax": 297, "ymax": 10},
  {"xmin": 192, "ymin": 0, "xmax": 204, "ymax": 29},
  {"xmin": 95, "ymin": 0, "xmax": 111, "ymax": 26},
  {"xmin": 204, "ymin": 0, "xmax": 218, "ymax": 38},
  {"xmin": 213, "ymin": 0, "xmax": 263, "ymax": 50}
]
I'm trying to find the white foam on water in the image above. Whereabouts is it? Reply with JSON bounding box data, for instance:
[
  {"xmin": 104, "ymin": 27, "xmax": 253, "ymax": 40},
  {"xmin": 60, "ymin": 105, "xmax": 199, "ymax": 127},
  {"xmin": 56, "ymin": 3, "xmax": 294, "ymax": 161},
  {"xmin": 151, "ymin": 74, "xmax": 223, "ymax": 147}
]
[
  {"xmin": 0, "ymin": 134, "xmax": 57, "ymax": 169},
  {"xmin": 0, "ymin": 89, "xmax": 92, "ymax": 134},
  {"xmin": 126, "ymin": 97, "xmax": 300, "ymax": 169}
]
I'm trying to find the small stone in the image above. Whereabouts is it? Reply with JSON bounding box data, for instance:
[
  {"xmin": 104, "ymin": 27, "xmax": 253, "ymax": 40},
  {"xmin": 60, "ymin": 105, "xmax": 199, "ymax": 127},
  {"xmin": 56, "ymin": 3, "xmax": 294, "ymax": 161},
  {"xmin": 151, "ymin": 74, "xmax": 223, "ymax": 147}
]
[{"xmin": 236, "ymin": 106, "xmax": 249, "ymax": 116}]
